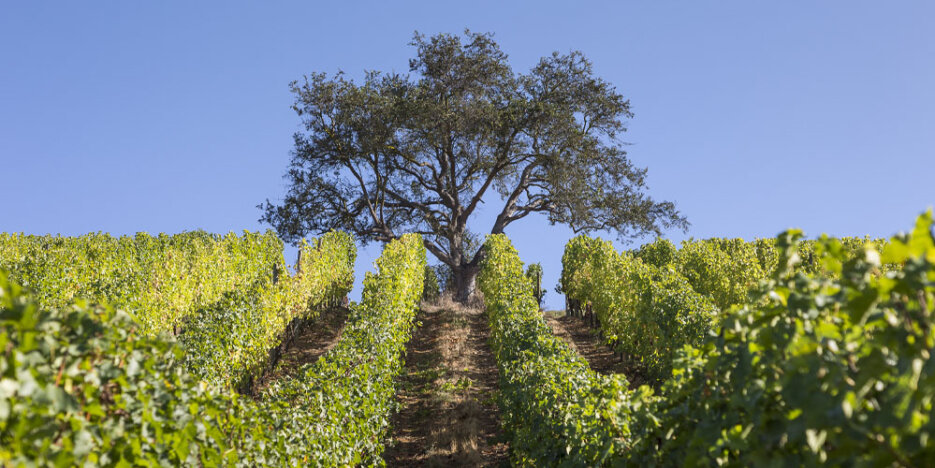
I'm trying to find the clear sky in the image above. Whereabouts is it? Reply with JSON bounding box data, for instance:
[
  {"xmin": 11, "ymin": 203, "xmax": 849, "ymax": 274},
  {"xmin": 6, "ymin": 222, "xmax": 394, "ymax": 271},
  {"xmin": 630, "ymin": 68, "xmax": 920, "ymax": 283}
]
[{"xmin": 2, "ymin": 2, "xmax": 933, "ymax": 309}]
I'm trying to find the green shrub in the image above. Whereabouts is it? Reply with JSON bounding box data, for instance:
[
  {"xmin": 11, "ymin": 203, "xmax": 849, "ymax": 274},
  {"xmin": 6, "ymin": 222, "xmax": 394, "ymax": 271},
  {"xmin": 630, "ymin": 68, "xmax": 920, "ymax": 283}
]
[
  {"xmin": 422, "ymin": 264, "xmax": 440, "ymax": 302},
  {"xmin": 259, "ymin": 233, "xmax": 425, "ymax": 465},
  {"xmin": 0, "ymin": 230, "xmax": 283, "ymax": 335},
  {"xmin": 631, "ymin": 213, "xmax": 935, "ymax": 465},
  {"xmin": 0, "ymin": 271, "xmax": 258, "ymax": 465},
  {"xmin": 500, "ymin": 212, "xmax": 935, "ymax": 465},
  {"xmin": 525, "ymin": 262, "xmax": 545, "ymax": 307},
  {"xmin": 179, "ymin": 231, "xmax": 356, "ymax": 389},
  {"xmin": 634, "ymin": 237, "xmax": 677, "ymax": 268},
  {"xmin": 561, "ymin": 235, "xmax": 717, "ymax": 384},
  {"xmin": 479, "ymin": 234, "xmax": 640, "ymax": 465},
  {"xmin": 674, "ymin": 238, "xmax": 766, "ymax": 310},
  {"xmin": 0, "ymin": 233, "xmax": 424, "ymax": 466}
]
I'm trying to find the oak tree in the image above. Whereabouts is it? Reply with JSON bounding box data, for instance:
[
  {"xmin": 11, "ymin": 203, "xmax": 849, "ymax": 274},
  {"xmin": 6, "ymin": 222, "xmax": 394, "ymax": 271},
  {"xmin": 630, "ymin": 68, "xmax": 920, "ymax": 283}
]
[{"xmin": 260, "ymin": 31, "xmax": 687, "ymax": 301}]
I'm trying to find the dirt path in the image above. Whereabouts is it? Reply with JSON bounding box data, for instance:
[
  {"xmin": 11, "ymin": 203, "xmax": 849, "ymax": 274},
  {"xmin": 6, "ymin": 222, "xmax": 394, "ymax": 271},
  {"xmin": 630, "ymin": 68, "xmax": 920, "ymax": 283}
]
[
  {"xmin": 547, "ymin": 313, "xmax": 647, "ymax": 387},
  {"xmin": 385, "ymin": 301, "xmax": 509, "ymax": 467},
  {"xmin": 253, "ymin": 306, "xmax": 349, "ymax": 395}
]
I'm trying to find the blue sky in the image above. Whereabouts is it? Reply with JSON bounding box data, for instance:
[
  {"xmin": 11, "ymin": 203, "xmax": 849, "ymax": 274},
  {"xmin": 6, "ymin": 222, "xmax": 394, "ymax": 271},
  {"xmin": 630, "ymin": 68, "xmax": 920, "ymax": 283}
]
[{"xmin": 2, "ymin": 2, "xmax": 933, "ymax": 309}]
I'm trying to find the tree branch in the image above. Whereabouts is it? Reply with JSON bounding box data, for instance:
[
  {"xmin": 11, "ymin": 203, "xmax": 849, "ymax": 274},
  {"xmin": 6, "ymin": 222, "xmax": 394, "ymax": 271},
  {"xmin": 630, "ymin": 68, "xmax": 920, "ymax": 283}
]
[{"xmin": 491, "ymin": 162, "xmax": 539, "ymax": 233}]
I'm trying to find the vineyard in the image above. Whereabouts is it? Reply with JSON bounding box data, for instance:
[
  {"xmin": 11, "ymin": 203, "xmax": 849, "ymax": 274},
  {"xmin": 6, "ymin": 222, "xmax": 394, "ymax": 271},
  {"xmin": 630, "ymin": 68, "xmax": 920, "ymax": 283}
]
[
  {"xmin": 483, "ymin": 213, "xmax": 934, "ymax": 465},
  {"xmin": 1, "ymin": 214, "xmax": 934, "ymax": 466}
]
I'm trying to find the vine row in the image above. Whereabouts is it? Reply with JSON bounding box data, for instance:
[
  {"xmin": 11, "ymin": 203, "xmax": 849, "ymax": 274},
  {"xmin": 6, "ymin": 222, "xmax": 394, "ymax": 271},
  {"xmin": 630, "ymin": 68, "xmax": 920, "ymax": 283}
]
[{"xmin": 0, "ymin": 233, "xmax": 422, "ymax": 465}]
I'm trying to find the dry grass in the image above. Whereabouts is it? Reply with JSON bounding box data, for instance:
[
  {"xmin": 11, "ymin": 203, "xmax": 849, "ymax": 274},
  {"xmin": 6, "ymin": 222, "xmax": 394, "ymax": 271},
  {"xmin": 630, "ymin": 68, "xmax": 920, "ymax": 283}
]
[
  {"xmin": 385, "ymin": 293, "xmax": 508, "ymax": 467},
  {"xmin": 434, "ymin": 289, "xmax": 486, "ymax": 311},
  {"xmin": 422, "ymin": 297, "xmax": 486, "ymax": 465}
]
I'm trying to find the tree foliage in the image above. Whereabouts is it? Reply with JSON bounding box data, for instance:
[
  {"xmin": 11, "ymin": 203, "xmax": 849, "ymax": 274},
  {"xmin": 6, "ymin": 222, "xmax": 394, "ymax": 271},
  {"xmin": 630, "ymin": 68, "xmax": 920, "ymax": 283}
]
[{"xmin": 260, "ymin": 30, "xmax": 686, "ymax": 299}]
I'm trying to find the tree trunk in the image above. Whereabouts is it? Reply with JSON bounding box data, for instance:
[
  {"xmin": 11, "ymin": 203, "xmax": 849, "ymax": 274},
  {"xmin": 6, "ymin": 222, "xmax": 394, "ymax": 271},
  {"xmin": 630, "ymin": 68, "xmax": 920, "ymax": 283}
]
[{"xmin": 452, "ymin": 263, "xmax": 480, "ymax": 304}]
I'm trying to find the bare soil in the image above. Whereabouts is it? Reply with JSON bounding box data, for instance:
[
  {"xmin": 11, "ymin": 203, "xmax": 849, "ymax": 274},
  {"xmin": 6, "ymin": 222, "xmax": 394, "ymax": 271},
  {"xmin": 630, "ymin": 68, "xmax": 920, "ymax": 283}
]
[
  {"xmin": 385, "ymin": 299, "xmax": 509, "ymax": 467},
  {"xmin": 547, "ymin": 312, "xmax": 648, "ymax": 388}
]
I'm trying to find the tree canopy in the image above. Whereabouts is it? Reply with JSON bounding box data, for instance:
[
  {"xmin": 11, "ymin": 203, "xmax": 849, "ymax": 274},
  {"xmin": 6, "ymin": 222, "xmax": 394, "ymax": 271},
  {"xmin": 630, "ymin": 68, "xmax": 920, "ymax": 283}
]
[{"xmin": 261, "ymin": 30, "xmax": 687, "ymax": 300}]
